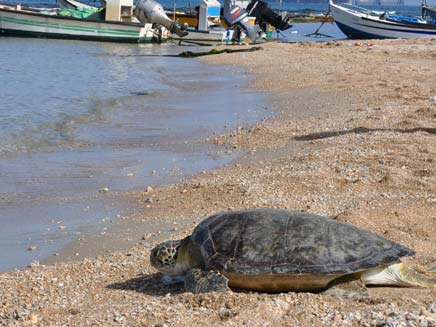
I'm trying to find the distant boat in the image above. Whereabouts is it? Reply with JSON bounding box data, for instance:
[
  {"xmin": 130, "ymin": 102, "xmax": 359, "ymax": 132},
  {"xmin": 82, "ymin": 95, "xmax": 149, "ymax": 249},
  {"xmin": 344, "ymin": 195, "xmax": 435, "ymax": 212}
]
[
  {"xmin": 0, "ymin": 2, "xmax": 167, "ymax": 43},
  {"xmin": 330, "ymin": 0, "xmax": 436, "ymax": 39}
]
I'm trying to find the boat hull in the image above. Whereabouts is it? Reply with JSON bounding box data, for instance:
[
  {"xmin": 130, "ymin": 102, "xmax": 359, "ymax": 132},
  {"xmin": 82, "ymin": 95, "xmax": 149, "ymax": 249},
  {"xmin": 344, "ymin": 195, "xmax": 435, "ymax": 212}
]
[
  {"xmin": 170, "ymin": 28, "xmax": 233, "ymax": 43},
  {"xmin": 330, "ymin": 2, "xmax": 436, "ymax": 39},
  {"xmin": 0, "ymin": 5, "xmax": 163, "ymax": 43}
]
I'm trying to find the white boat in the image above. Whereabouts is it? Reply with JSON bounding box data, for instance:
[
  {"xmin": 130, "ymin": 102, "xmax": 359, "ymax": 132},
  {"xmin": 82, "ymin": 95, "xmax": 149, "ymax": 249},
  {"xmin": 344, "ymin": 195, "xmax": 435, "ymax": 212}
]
[
  {"xmin": 330, "ymin": 0, "xmax": 436, "ymax": 39},
  {"xmin": 0, "ymin": 2, "xmax": 167, "ymax": 43}
]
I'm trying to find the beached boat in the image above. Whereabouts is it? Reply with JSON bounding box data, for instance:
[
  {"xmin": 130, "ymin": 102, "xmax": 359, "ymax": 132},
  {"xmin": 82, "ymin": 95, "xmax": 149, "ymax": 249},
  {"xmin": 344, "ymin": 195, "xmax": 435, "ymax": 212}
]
[
  {"xmin": 0, "ymin": 2, "xmax": 167, "ymax": 42},
  {"xmin": 330, "ymin": 0, "xmax": 436, "ymax": 39}
]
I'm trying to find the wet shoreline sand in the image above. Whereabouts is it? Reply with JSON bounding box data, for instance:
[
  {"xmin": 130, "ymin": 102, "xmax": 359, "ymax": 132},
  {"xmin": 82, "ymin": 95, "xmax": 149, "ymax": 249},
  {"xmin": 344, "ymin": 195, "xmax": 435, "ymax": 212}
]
[
  {"xmin": 0, "ymin": 39, "xmax": 269, "ymax": 272},
  {"xmin": 2, "ymin": 38, "xmax": 436, "ymax": 326}
]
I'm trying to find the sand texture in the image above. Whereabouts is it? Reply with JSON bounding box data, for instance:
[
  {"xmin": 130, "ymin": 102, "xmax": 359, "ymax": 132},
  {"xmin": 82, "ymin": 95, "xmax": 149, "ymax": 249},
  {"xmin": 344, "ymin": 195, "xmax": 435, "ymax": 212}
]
[{"xmin": 2, "ymin": 38, "xmax": 436, "ymax": 326}]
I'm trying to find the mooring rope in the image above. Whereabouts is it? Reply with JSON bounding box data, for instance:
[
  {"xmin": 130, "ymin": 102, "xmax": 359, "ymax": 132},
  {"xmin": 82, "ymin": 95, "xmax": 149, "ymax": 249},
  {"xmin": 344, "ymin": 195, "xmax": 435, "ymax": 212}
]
[{"xmin": 305, "ymin": 6, "xmax": 333, "ymax": 38}]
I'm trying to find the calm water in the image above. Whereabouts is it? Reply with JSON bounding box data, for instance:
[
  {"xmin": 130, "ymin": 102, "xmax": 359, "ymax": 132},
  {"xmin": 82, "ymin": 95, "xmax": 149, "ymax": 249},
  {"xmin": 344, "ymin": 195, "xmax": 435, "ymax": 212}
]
[{"xmin": 0, "ymin": 39, "xmax": 269, "ymax": 271}]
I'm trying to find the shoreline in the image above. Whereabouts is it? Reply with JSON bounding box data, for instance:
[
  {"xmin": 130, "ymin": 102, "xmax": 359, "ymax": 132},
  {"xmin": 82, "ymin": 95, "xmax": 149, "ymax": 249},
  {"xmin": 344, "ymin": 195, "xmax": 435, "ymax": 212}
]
[
  {"xmin": 0, "ymin": 47, "xmax": 268, "ymax": 272},
  {"xmin": 2, "ymin": 38, "xmax": 436, "ymax": 326},
  {"xmin": 38, "ymin": 64, "xmax": 271, "ymax": 269}
]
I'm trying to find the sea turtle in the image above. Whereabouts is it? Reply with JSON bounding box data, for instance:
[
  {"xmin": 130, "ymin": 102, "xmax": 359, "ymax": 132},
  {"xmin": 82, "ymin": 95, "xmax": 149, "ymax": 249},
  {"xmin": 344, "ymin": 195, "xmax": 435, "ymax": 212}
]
[{"xmin": 150, "ymin": 209, "xmax": 436, "ymax": 293}]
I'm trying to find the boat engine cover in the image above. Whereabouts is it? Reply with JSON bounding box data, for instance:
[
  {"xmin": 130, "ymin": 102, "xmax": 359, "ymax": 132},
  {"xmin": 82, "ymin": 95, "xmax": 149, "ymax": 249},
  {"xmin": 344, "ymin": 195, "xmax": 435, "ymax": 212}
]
[{"xmin": 246, "ymin": 0, "xmax": 292, "ymax": 31}]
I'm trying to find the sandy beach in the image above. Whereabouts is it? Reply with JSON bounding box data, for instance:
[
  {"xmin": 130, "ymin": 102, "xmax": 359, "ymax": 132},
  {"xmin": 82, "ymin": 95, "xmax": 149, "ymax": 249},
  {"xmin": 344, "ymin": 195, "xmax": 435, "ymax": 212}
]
[{"xmin": 2, "ymin": 38, "xmax": 436, "ymax": 326}]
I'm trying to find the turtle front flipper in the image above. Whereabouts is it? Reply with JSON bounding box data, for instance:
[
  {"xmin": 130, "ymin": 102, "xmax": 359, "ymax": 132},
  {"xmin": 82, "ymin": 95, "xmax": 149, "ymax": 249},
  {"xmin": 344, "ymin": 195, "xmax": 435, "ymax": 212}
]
[
  {"xmin": 362, "ymin": 262, "xmax": 436, "ymax": 287},
  {"xmin": 184, "ymin": 269, "xmax": 230, "ymax": 293}
]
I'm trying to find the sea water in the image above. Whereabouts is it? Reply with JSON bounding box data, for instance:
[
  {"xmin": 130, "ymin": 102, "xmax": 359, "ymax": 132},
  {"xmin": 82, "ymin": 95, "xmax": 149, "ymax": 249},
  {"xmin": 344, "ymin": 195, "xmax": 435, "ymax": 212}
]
[{"xmin": 0, "ymin": 38, "xmax": 269, "ymax": 271}]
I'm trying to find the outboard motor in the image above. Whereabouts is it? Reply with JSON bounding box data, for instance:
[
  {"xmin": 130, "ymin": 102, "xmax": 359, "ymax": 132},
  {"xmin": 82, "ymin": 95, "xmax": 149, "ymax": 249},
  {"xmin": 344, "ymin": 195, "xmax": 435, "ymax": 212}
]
[
  {"xmin": 246, "ymin": 0, "xmax": 292, "ymax": 31},
  {"xmin": 135, "ymin": 0, "xmax": 188, "ymax": 37},
  {"xmin": 223, "ymin": 0, "xmax": 264, "ymax": 42}
]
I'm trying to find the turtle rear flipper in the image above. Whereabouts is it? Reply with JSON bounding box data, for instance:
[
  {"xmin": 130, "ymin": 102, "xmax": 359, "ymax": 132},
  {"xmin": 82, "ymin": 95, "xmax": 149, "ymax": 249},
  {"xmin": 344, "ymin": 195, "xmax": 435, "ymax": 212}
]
[
  {"xmin": 184, "ymin": 269, "xmax": 230, "ymax": 293},
  {"xmin": 362, "ymin": 262, "xmax": 436, "ymax": 287}
]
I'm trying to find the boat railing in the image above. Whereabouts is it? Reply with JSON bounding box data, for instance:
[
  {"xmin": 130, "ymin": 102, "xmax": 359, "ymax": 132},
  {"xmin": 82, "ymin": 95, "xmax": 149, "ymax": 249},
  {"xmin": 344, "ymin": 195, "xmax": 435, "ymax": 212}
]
[{"xmin": 336, "ymin": 2, "xmax": 388, "ymax": 17}]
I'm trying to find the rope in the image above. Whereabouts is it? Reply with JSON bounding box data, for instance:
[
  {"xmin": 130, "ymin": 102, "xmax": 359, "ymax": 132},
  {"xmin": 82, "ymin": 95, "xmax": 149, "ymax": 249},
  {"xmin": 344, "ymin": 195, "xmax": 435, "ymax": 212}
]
[{"xmin": 305, "ymin": 6, "xmax": 333, "ymax": 37}]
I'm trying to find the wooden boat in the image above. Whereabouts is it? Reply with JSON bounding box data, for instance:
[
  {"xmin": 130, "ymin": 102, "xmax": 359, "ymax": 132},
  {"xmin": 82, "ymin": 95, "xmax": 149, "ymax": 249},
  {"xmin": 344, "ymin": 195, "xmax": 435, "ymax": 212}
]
[
  {"xmin": 0, "ymin": 2, "xmax": 167, "ymax": 43},
  {"xmin": 167, "ymin": 9, "xmax": 198, "ymax": 27},
  {"xmin": 330, "ymin": 0, "xmax": 436, "ymax": 39}
]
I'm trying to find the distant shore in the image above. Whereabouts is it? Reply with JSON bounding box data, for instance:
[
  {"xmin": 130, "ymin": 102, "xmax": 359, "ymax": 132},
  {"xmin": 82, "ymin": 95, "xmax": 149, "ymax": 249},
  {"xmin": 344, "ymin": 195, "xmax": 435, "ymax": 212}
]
[{"xmin": 1, "ymin": 38, "xmax": 436, "ymax": 326}]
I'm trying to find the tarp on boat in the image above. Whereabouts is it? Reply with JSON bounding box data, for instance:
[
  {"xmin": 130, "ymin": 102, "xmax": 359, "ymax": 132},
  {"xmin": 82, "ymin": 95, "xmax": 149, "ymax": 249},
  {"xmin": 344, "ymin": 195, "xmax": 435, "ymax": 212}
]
[
  {"xmin": 57, "ymin": 7, "xmax": 102, "ymax": 20},
  {"xmin": 385, "ymin": 14, "xmax": 425, "ymax": 24}
]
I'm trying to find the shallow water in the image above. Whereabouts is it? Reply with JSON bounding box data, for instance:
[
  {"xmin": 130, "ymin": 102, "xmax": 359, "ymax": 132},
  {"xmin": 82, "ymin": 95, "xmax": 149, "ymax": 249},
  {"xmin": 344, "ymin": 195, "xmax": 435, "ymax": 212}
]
[
  {"xmin": 0, "ymin": 38, "xmax": 268, "ymax": 271},
  {"xmin": 282, "ymin": 22, "xmax": 346, "ymax": 41}
]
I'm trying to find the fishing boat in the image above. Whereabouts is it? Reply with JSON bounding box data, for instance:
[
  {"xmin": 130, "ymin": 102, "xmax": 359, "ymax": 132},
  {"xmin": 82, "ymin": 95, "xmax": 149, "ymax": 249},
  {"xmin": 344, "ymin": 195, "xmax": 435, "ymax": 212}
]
[
  {"xmin": 0, "ymin": 1, "xmax": 167, "ymax": 43},
  {"xmin": 330, "ymin": 0, "xmax": 436, "ymax": 39}
]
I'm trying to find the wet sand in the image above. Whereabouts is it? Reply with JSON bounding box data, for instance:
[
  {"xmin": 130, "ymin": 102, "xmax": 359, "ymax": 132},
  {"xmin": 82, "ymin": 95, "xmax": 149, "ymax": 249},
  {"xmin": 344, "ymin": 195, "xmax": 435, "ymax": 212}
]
[{"xmin": 1, "ymin": 38, "xmax": 436, "ymax": 326}]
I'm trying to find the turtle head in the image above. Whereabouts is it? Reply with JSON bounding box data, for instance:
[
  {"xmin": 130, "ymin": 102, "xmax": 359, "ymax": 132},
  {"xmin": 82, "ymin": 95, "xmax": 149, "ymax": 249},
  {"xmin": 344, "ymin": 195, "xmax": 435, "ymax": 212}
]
[{"xmin": 150, "ymin": 240, "xmax": 183, "ymax": 276}]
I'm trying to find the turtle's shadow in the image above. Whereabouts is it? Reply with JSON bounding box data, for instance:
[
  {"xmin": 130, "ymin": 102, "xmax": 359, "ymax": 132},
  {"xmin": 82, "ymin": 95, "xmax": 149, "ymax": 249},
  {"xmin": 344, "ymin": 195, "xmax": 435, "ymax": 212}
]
[{"xmin": 107, "ymin": 273, "xmax": 185, "ymax": 296}]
